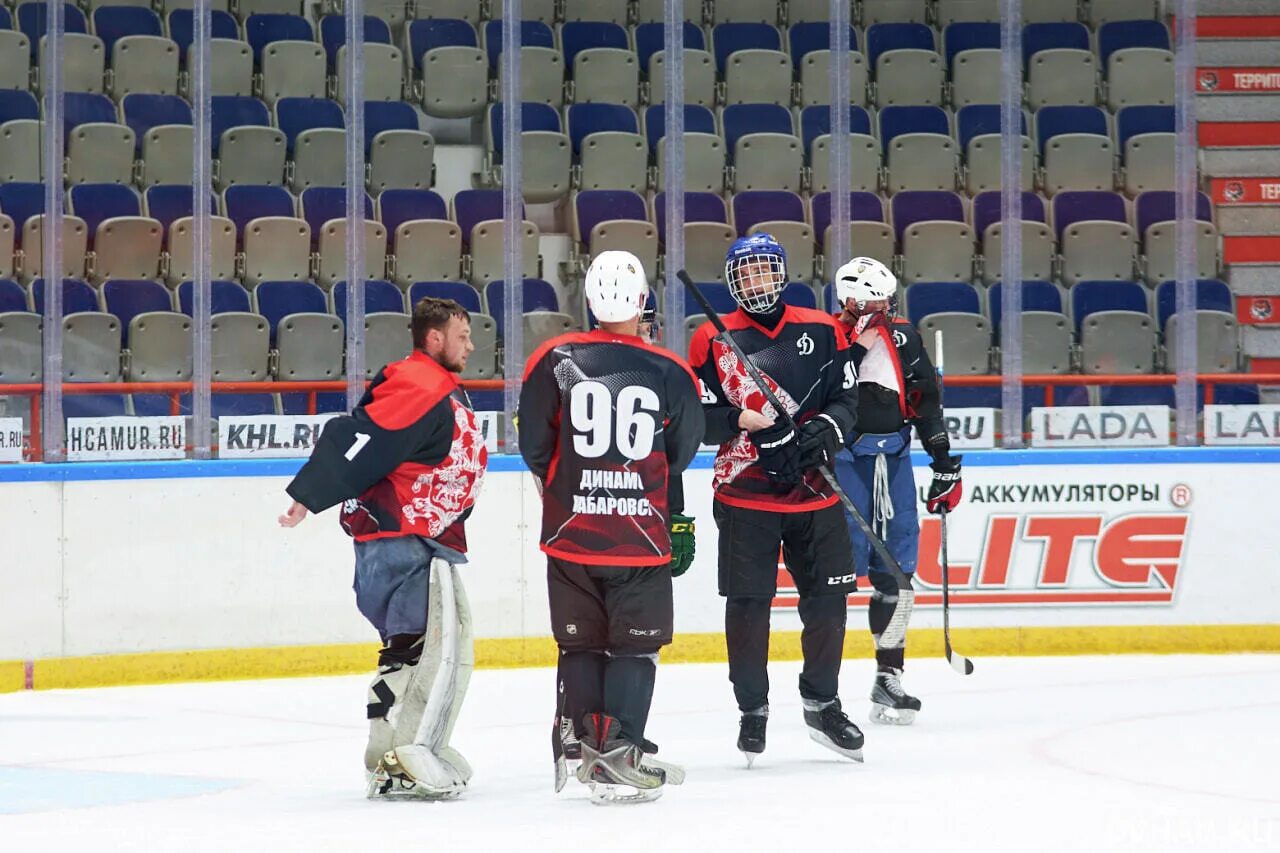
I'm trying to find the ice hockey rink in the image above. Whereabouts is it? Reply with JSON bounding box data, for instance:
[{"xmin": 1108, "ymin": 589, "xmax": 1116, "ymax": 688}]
[{"xmin": 1, "ymin": 655, "xmax": 1277, "ymax": 852}]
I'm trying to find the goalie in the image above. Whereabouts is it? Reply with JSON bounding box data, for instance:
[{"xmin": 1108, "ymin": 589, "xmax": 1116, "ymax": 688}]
[{"xmin": 279, "ymin": 297, "xmax": 488, "ymax": 799}]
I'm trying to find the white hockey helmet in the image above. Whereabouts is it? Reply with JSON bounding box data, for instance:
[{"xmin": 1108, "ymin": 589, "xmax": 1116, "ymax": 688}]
[
  {"xmin": 834, "ymin": 256, "xmax": 897, "ymax": 312},
  {"xmin": 585, "ymin": 250, "xmax": 649, "ymax": 324}
]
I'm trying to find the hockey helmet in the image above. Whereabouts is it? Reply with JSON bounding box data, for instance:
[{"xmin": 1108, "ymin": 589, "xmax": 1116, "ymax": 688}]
[
  {"xmin": 585, "ymin": 250, "xmax": 649, "ymax": 323},
  {"xmin": 724, "ymin": 233, "xmax": 787, "ymax": 313},
  {"xmin": 834, "ymin": 256, "xmax": 898, "ymax": 315}
]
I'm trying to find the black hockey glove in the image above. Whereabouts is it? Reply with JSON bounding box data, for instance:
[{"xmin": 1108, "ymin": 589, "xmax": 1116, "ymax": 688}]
[
  {"xmin": 924, "ymin": 434, "xmax": 963, "ymax": 514},
  {"xmin": 668, "ymin": 513, "xmax": 696, "ymax": 577},
  {"xmin": 798, "ymin": 414, "xmax": 844, "ymax": 471},
  {"xmin": 749, "ymin": 420, "xmax": 803, "ymax": 485}
]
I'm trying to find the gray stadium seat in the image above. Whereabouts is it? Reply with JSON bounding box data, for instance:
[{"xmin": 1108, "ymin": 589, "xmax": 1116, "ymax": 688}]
[
  {"xmin": 89, "ymin": 217, "xmax": 164, "ymax": 283},
  {"xmin": 369, "ymin": 129, "xmax": 435, "ymax": 193},
  {"xmin": 684, "ymin": 223, "xmax": 737, "ymax": 282},
  {"xmin": 242, "ymin": 217, "xmax": 311, "ymax": 285},
  {"xmin": 887, "ymin": 135, "xmax": 957, "ymax": 193},
  {"xmin": 41, "ymin": 34, "xmax": 105, "ymax": 94},
  {"xmin": 1123, "ymin": 133, "xmax": 1173, "ymax": 196},
  {"xmin": 1027, "ymin": 50, "xmax": 1097, "ymax": 109},
  {"xmin": 0, "ymin": 312, "xmax": 42, "ymax": 384},
  {"xmin": 724, "ymin": 50, "xmax": 792, "ymax": 107},
  {"xmin": 862, "ymin": 0, "xmax": 929, "ymax": 25},
  {"xmin": 140, "ymin": 125, "xmax": 194, "ymax": 187},
  {"xmin": 936, "ymin": 0, "xmax": 1000, "ymax": 25},
  {"xmin": 0, "ymin": 32, "xmax": 30, "ymax": 91},
  {"xmin": 202, "ymin": 40, "xmax": 254, "ymax": 97},
  {"xmin": 418, "ymin": 46, "xmax": 487, "ymax": 119},
  {"xmin": 363, "ymin": 313, "xmax": 412, "ymax": 377},
  {"xmin": 572, "ymin": 49, "xmax": 639, "ymax": 108},
  {"xmin": 875, "ymin": 50, "xmax": 944, "ymax": 108},
  {"xmin": 584, "ymin": 220, "xmax": 659, "ymax": 284},
  {"xmin": 787, "ymin": 0, "xmax": 833, "ymax": 21},
  {"xmin": 1165, "ymin": 311, "xmax": 1238, "ymax": 374},
  {"xmin": 337, "ymin": 44, "xmax": 403, "ymax": 104},
  {"xmin": 167, "ymin": 216, "xmax": 237, "ymax": 287},
  {"xmin": 799, "ymin": 50, "xmax": 869, "ymax": 108},
  {"xmin": 488, "ymin": 0, "xmax": 556, "ymax": 21},
  {"xmin": 261, "ymin": 41, "xmax": 327, "ymax": 105},
  {"xmin": 21, "ymin": 216, "xmax": 89, "ymax": 283},
  {"xmin": 460, "ymin": 313, "xmax": 496, "ymax": 380},
  {"xmin": 316, "ymin": 219, "xmax": 388, "ymax": 289},
  {"xmin": 1023, "ymin": 0, "xmax": 1080, "ymax": 23},
  {"xmin": 658, "ymin": 133, "xmax": 727, "ymax": 193},
  {"xmin": 523, "ymin": 312, "xmax": 577, "ymax": 360},
  {"xmin": 563, "ymin": 0, "xmax": 630, "ymax": 25},
  {"xmin": 499, "ymin": 47, "xmax": 565, "ymax": 108},
  {"xmin": 360, "ymin": 0, "xmax": 409, "ymax": 28},
  {"xmin": 1041, "ymin": 135, "xmax": 1114, "ymax": 196},
  {"xmin": 819, "ymin": 222, "xmax": 896, "ymax": 281},
  {"xmin": 469, "ymin": 220, "xmax": 539, "ymax": 288},
  {"xmin": 291, "ymin": 128, "xmax": 346, "ymax": 191},
  {"xmin": 0, "ymin": 120, "xmax": 43, "ymax": 182},
  {"xmin": 391, "ymin": 220, "xmax": 463, "ymax": 287},
  {"xmin": 516, "ymin": 132, "xmax": 573, "ymax": 204},
  {"xmin": 127, "ymin": 312, "xmax": 192, "ymax": 382},
  {"xmin": 901, "ymin": 221, "xmax": 975, "ymax": 283},
  {"xmin": 1080, "ymin": 311, "xmax": 1155, "ymax": 374},
  {"xmin": 714, "ymin": 0, "xmax": 779, "ymax": 23},
  {"xmin": 211, "ymin": 312, "xmax": 269, "ymax": 380},
  {"xmin": 1142, "ymin": 222, "xmax": 1219, "ymax": 286},
  {"xmin": 1020, "ymin": 311, "xmax": 1073, "ymax": 374},
  {"xmin": 732, "ymin": 135, "xmax": 804, "ymax": 193},
  {"xmin": 965, "ymin": 136, "xmax": 1034, "ymax": 194},
  {"xmin": 951, "ymin": 49, "xmax": 1000, "ymax": 107},
  {"xmin": 635, "ymin": 0, "xmax": 703, "ymax": 24},
  {"xmin": 810, "ymin": 134, "xmax": 881, "ymax": 193},
  {"xmin": 1106, "ymin": 49, "xmax": 1173, "ymax": 111},
  {"xmin": 67, "ymin": 123, "xmax": 136, "ymax": 186},
  {"xmin": 579, "ymin": 133, "xmax": 647, "ymax": 193},
  {"xmin": 980, "ymin": 221, "xmax": 1056, "ymax": 285},
  {"xmin": 1089, "ymin": 0, "xmax": 1158, "ymax": 26},
  {"xmin": 276, "ymin": 313, "xmax": 344, "ymax": 381},
  {"xmin": 1061, "ymin": 221, "xmax": 1136, "ymax": 285},
  {"xmin": 63, "ymin": 313, "xmax": 122, "ymax": 382},
  {"xmin": 87, "ymin": 0, "xmax": 151, "ymax": 8},
  {"xmin": 649, "ymin": 50, "xmax": 717, "ymax": 108},
  {"xmin": 217, "ymin": 126, "xmax": 287, "ymax": 188},
  {"xmin": 750, "ymin": 221, "xmax": 815, "ymax": 284},
  {"xmin": 110, "ymin": 36, "xmax": 179, "ymax": 98},
  {"xmin": 0, "ymin": 215, "xmax": 12, "ymax": 279},
  {"xmin": 919, "ymin": 313, "xmax": 991, "ymax": 375},
  {"xmin": 235, "ymin": 0, "xmax": 303, "ymax": 16}
]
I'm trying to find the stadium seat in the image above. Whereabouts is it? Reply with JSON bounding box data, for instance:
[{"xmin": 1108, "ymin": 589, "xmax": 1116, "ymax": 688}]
[
  {"xmin": 862, "ymin": 0, "xmax": 929, "ymax": 25},
  {"xmin": 1117, "ymin": 105, "xmax": 1174, "ymax": 196},
  {"xmin": 867, "ymin": 23, "xmax": 942, "ymax": 108},
  {"xmin": 561, "ymin": 21, "xmax": 638, "ymax": 108},
  {"xmin": 1107, "ymin": 54, "xmax": 1172, "ymax": 112},
  {"xmin": 318, "ymin": 15, "xmax": 391, "ymax": 68},
  {"xmin": 410, "ymin": 281, "xmax": 482, "ymax": 315},
  {"xmin": 453, "ymin": 189, "xmax": 515, "ymax": 252},
  {"xmin": 905, "ymin": 281, "xmax": 981, "ymax": 325},
  {"xmin": 38, "ymin": 30, "xmax": 103, "ymax": 95},
  {"xmin": 561, "ymin": 0, "xmax": 630, "ymax": 24},
  {"xmin": 936, "ymin": 0, "xmax": 1000, "ymax": 25},
  {"xmin": 254, "ymin": 279, "xmax": 326, "ymax": 336},
  {"xmin": 722, "ymin": 103, "xmax": 802, "ymax": 192},
  {"xmin": 572, "ymin": 190, "xmax": 658, "ymax": 284},
  {"xmin": 1134, "ymin": 190, "xmax": 1213, "ymax": 239},
  {"xmin": 0, "ymin": 279, "xmax": 29, "ymax": 314},
  {"xmin": 482, "ymin": 20, "xmax": 554, "ymax": 70},
  {"xmin": 0, "ymin": 91, "xmax": 40, "ymax": 182},
  {"xmin": 0, "ymin": 182, "xmax": 45, "ymax": 238},
  {"xmin": 364, "ymin": 101, "xmax": 434, "ymax": 193},
  {"xmin": 1023, "ymin": 0, "xmax": 1085, "ymax": 23},
  {"xmin": 734, "ymin": 191, "xmax": 814, "ymax": 282},
  {"xmin": 812, "ymin": 191, "xmax": 894, "ymax": 276},
  {"xmin": 91, "ymin": 6, "xmax": 162, "ymax": 60},
  {"xmin": 32, "ymin": 279, "xmax": 97, "ymax": 317},
  {"xmin": 892, "ymin": 191, "xmax": 972, "ymax": 284},
  {"xmin": 919, "ymin": 311, "xmax": 992, "ymax": 375},
  {"xmin": 791, "ymin": 25, "xmax": 867, "ymax": 109},
  {"xmin": 142, "ymin": 184, "xmax": 215, "ymax": 235},
  {"xmin": 649, "ymin": 45, "xmax": 717, "ymax": 109},
  {"xmin": 469, "ymin": 220, "xmax": 539, "ymax": 291},
  {"xmin": 634, "ymin": 0, "xmax": 702, "ymax": 23},
  {"xmin": 208, "ymin": 310, "xmax": 270, "ymax": 382},
  {"xmin": 178, "ymin": 280, "xmax": 252, "ymax": 316},
  {"xmin": 222, "ymin": 184, "xmax": 295, "ymax": 236},
  {"xmin": 298, "ymin": 187, "xmax": 373, "ymax": 241},
  {"xmin": 989, "ymin": 280, "xmax": 1072, "ymax": 373},
  {"xmin": 684, "ymin": 282, "xmax": 738, "ymax": 317},
  {"xmin": 646, "ymin": 104, "xmax": 724, "ymax": 193},
  {"xmin": 242, "ymin": 218, "xmax": 311, "ymax": 285},
  {"xmin": 957, "ymin": 104, "xmax": 1033, "ymax": 193},
  {"xmin": 801, "ymin": 105, "xmax": 878, "ymax": 193},
  {"xmin": 101, "ymin": 279, "xmax": 170, "ymax": 341},
  {"xmin": 1165, "ymin": 309, "xmax": 1239, "ymax": 374},
  {"xmin": 486, "ymin": 102, "xmax": 572, "ymax": 204},
  {"xmin": 258, "ymin": 281, "xmax": 344, "ymax": 387},
  {"xmin": 635, "ymin": 21, "xmax": 704, "ymax": 72},
  {"xmin": 276, "ymin": 97, "xmax": 345, "ymax": 191},
  {"xmin": 336, "ymin": 41, "xmax": 403, "ymax": 105},
  {"xmin": 1053, "ymin": 191, "xmax": 1135, "ymax": 284},
  {"xmin": 378, "ymin": 190, "xmax": 460, "ymax": 287},
  {"xmin": 485, "ymin": 279, "xmax": 574, "ymax": 359},
  {"xmin": 18, "ymin": 4, "xmax": 87, "ymax": 59},
  {"xmin": 61, "ymin": 308, "xmax": 122, "ymax": 383},
  {"xmin": 879, "ymin": 105, "xmax": 956, "ymax": 192},
  {"xmin": 123, "ymin": 306, "xmax": 191, "ymax": 383},
  {"xmin": 202, "ymin": 38, "xmax": 253, "ymax": 98},
  {"xmin": 1097, "ymin": 20, "xmax": 1168, "ymax": 70},
  {"xmin": 63, "ymin": 92, "xmax": 134, "ymax": 186},
  {"xmin": 18, "ymin": 212, "xmax": 90, "ymax": 283},
  {"xmin": 0, "ymin": 311, "xmax": 40, "ymax": 397},
  {"xmin": 260, "ymin": 38, "xmax": 326, "ymax": 106},
  {"xmin": 780, "ymin": 282, "xmax": 817, "ymax": 309},
  {"xmin": 1024, "ymin": 22, "xmax": 1096, "ymax": 109},
  {"xmin": 106, "ymin": 23, "xmax": 179, "ymax": 99},
  {"xmin": 567, "ymin": 103, "xmax": 646, "ymax": 193},
  {"xmin": 212, "ymin": 95, "xmax": 287, "ymax": 187},
  {"xmin": 1072, "ymin": 280, "xmax": 1155, "ymax": 373},
  {"xmin": 0, "ymin": 219, "xmax": 13, "ymax": 279},
  {"xmin": 787, "ymin": 22, "xmax": 856, "ymax": 66},
  {"xmin": 945, "ymin": 23, "xmax": 1000, "ymax": 107},
  {"xmin": 1142, "ymin": 222, "xmax": 1219, "ymax": 286},
  {"xmin": 243, "ymin": 13, "xmax": 312, "ymax": 62},
  {"xmin": 333, "ymin": 278, "xmax": 404, "ymax": 316},
  {"xmin": 0, "ymin": 30, "xmax": 30, "ymax": 92},
  {"xmin": 654, "ymin": 191, "xmax": 733, "ymax": 282},
  {"xmin": 972, "ymin": 190, "xmax": 1054, "ymax": 284},
  {"xmin": 167, "ymin": 9, "xmax": 238, "ymax": 60},
  {"xmin": 67, "ymin": 183, "xmax": 163, "ymax": 283},
  {"xmin": 1035, "ymin": 105, "xmax": 1114, "ymax": 195},
  {"xmin": 121, "ymin": 93, "xmax": 194, "ymax": 187},
  {"xmin": 408, "ymin": 18, "xmax": 487, "ymax": 119},
  {"xmin": 333, "ymin": 278, "xmax": 410, "ymax": 376},
  {"xmin": 724, "ymin": 45, "xmax": 792, "ymax": 107},
  {"xmin": 1155, "ymin": 279, "xmax": 1232, "ymax": 330},
  {"xmin": 710, "ymin": 23, "xmax": 782, "ymax": 74},
  {"xmin": 167, "ymin": 213, "xmax": 236, "ymax": 292},
  {"xmin": 313, "ymin": 217, "xmax": 387, "ymax": 290}
]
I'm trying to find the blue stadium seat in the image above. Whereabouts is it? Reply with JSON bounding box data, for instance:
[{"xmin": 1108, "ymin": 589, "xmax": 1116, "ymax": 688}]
[
  {"xmin": 178, "ymin": 280, "xmax": 251, "ymax": 315},
  {"xmin": 1097, "ymin": 19, "xmax": 1169, "ymax": 68},
  {"xmin": 275, "ymin": 97, "xmax": 344, "ymax": 157},
  {"xmin": 0, "ymin": 279, "xmax": 28, "ymax": 312},
  {"xmin": 222, "ymin": 184, "xmax": 295, "ymax": 234},
  {"xmin": 878, "ymin": 104, "xmax": 950, "ymax": 152},
  {"xmin": 143, "ymin": 185, "xmax": 216, "ymax": 233},
  {"xmin": 1021, "ymin": 21, "xmax": 1089, "ymax": 66},
  {"xmin": 122, "ymin": 93, "xmax": 192, "ymax": 154},
  {"xmin": 943, "ymin": 22, "xmax": 998, "ymax": 69},
  {"xmin": 812, "ymin": 191, "xmax": 885, "ymax": 242},
  {"xmin": 378, "ymin": 189, "xmax": 448, "ymax": 236},
  {"xmin": 653, "ymin": 191, "xmax": 727, "ymax": 244},
  {"xmin": 574, "ymin": 190, "xmax": 648, "ymax": 242},
  {"xmin": 409, "ymin": 281, "xmax": 482, "ymax": 315},
  {"xmin": 333, "ymin": 279, "xmax": 405, "ymax": 315},
  {"xmin": 453, "ymin": 189, "xmax": 522, "ymax": 250},
  {"xmin": 319, "ymin": 15, "xmax": 391, "ymax": 67},
  {"xmin": 787, "ymin": 22, "xmax": 857, "ymax": 66},
  {"xmin": 62, "ymin": 93, "xmax": 118, "ymax": 144},
  {"xmin": 643, "ymin": 103, "xmax": 715, "ymax": 153},
  {"xmin": 1212, "ymin": 384, "xmax": 1260, "ymax": 405},
  {"xmin": 102, "ymin": 279, "xmax": 171, "ymax": 342},
  {"xmin": 1134, "ymin": 190, "xmax": 1213, "ymax": 236},
  {"xmin": 408, "ymin": 18, "xmax": 478, "ymax": 73},
  {"xmin": 1116, "ymin": 104, "xmax": 1173, "ymax": 152},
  {"xmin": 905, "ymin": 281, "xmax": 981, "ymax": 325},
  {"xmin": 92, "ymin": 6, "xmax": 162, "ymax": 60},
  {"xmin": 956, "ymin": 104, "xmax": 1027, "ymax": 152},
  {"xmin": 167, "ymin": 10, "xmax": 238, "ymax": 60},
  {"xmin": 566, "ymin": 103, "xmax": 638, "ymax": 154},
  {"xmin": 0, "ymin": 182, "xmax": 45, "ymax": 238},
  {"xmin": 721, "ymin": 103, "xmax": 794, "ymax": 155},
  {"xmin": 0, "ymin": 8, "xmax": 10, "ymax": 31},
  {"xmin": 1035, "ymin": 105, "xmax": 1109, "ymax": 154},
  {"xmin": 634, "ymin": 21, "xmax": 703, "ymax": 72},
  {"xmin": 684, "ymin": 281, "xmax": 736, "ymax": 316},
  {"xmin": 890, "ymin": 190, "xmax": 965, "ymax": 243},
  {"xmin": 1155, "ymin": 279, "xmax": 1232, "ymax": 330},
  {"xmin": 299, "ymin": 186, "xmax": 373, "ymax": 238},
  {"xmin": 972, "ymin": 190, "xmax": 1047, "ymax": 236},
  {"xmin": 711, "ymin": 22, "xmax": 782, "ymax": 73},
  {"xmin": 866, "ymin": 22, "xmax": 935, "ymax": 68},
  {"xmin": 482, "ymin": 20, "xmax": 554, "ymax": 70},
  {"xmin": 799, "ymin": 104, "xmax": 872, "ymax": 156},
  {"xmin": 211, "ymin": 95, "xmax": 272, "ymax": 155},
  {"xmin": 0, "ymin": 90, "xmax": 39, "ymax": 125},
  {"xmin": 33, "ymin": 278, "xmax": 98, "ymax": 315},
  {"xmin": 244, "ymin": 13, "xmax": 314, "ymax": 63},
  {"xmin": 1071, "ymin": 280, "xmax": 1148, "ymax": 331},
  {"xmin": 1052, "ymin": 190, "xmax": 1127, "ymax": 238},
  {"xmin": 781, "ymin": 281, "xmax": 817, "ymax": 309},
  {"xmin": 560, "ymin": 20, "xmax": 628, "ymax": 68},
  {"xmin": 988, "ymin": 280, "xmax": 1063, "ymax": 332},
  {"xmin": 67, "ymin": 183, "xmax": 142, "ymax": 238},
  {"xmin": 487, "ymin": 101, "xmax": 560, "ymax": 159},
  {"xmin": 485, "ymin": 279, "xmax": 559, "ymax": 339},
  {"xmin": 363, "ymin": 100, "xmax": 419, "ymax": 153},
  {"xmin": 18, "ymin": 3, "xmax": 87, "ymax": 58},
  {"xmin": 255, "ymin": 280, "xmax": 328, "ymax": 341},
  {"xmin": 733, "ymin": 190, "xmax": 805, "ymax": 236},
  {"xmin": 132, "ymin": 393, "xmax": 191, "ymax": 417}
]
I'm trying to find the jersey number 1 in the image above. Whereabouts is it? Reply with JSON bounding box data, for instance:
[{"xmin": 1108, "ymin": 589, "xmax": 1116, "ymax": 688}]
[{"xmin": 570, "ymin": 381, "xmax": 659, "ymax": 461}]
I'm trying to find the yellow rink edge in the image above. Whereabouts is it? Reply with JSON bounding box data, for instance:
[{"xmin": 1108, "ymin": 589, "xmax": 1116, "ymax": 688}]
[{"xmin": 3, "ymin": 624, "xmax": 1279, "ymax": 693}]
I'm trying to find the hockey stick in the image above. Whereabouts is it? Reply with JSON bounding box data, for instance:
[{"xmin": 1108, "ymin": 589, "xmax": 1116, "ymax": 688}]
[
  {"xmin": 678, "ymin": 270, "xmax": 911, "ymax": 593},
  {"xmin": 933, "ymin": 331, "xmax": 975, "ymax": 675}
]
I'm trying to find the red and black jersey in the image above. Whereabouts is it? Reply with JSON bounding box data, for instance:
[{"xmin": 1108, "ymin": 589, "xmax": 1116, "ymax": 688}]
[
  {"xmin": 689, "ymin": 305, "xmax": 859, "ymax": 513},
  {"xmin": 517, "ymin": 329, "xmax": 705, "ymax": 567},
  {"xmin": 286, "ymin": 351, "xmax": 488, "ymax": 553},
  {"xmin": 837, "ymin": 315, "xmax": 946, "ymax": 444}
]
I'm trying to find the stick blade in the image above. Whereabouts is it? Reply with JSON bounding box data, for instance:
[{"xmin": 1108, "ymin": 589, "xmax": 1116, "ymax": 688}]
[{"xmin": 946, "ymin": 646, "xmax": 975, "ymax": 675}]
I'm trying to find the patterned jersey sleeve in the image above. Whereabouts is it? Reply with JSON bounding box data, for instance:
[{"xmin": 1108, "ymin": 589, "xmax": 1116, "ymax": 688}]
[
  {"xmin": 688, "ymin": 321, "xmax": 742, "ymax": 446},
  {"xmin": 898, "ymin": 320, "xmax": 947, "ymax": 449},
  {"xmin": 516, "ymin": 344, "xmax": 562, "ymax": 481},
  {"xmin": 814, "ymin": 318, "xmax": 859, "ymax": 442},
  {"xmin": 663, "ymin": 357, "xmax": 706, "ymax": 475}
]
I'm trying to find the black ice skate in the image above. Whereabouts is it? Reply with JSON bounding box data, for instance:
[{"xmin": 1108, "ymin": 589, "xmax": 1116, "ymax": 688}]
[
  {"xmin": 552, "ymin": 714, "xmax": 581, "ymax": 793},
  {"xmin": 737, "ymin": 707, "xmax": 768, "ymax": 768},
  {"xmin": 577, "ymin": 714, "xmax": 666, "ymax": 805},
  {"xmin": 870, "ymin": 667, "xmax": 922, "ymax": 726},
  {"xmin": 803, "ymin": 698, "xmax": 865, "ymax": 762}
]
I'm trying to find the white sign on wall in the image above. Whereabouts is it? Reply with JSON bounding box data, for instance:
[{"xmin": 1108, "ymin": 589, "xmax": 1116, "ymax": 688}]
[
  {"xmin": 910, "ymin": 407, "xmax": 996, "ymax": 450},
  {"xmin": 66, "ymin": 417, "xmax": 187, "ymax": 462},
  {"xmin": 1030, "ymin": 406, "xmax": 1170, "ymax": 447},
  {"xmin": 1203, "ymin": 405, "xmax": 1280, "ymax": 446},
  {"xmin": 218, "ymin": 414, "xmax": 340, "ymax": 458},
  {"xmin": 0, "ymin": 417, "xmax": 23, "ymax": 463},
  {"xmin": 475, "ymin": 411, "xmax": 501, "ymax": 453}
]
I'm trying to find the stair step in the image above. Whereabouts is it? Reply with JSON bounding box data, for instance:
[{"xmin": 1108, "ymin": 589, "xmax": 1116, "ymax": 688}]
[
  {"xmin": 1198, "ymin": 94, "xmax": 1280, "ymax": 121},
  {"xmin": 1196, "ymin": 0, "xmax": 1280, "ymax": 14},
  {"xmin": 1202, "ymin": 148, "xmax": 1280, "ymax": 177},
  {"xmin": 1198, "ymin": 121, "xmax": 1280, "ymax": 146},
  {"xmin": 1195, "ymin": 15, "xmax": 1280, "ymax": 37},
  {"xmin": 1227, "ymin": 263, "xmax": 1280, "ymax": 294},
  {"xmin": 1197, "ymin": 41, "xmax": 1280, "ymax": 65},
  {"xmin": 1224, "ymin": 234, "xmax": 1280, "ymax": 263},
  {"xmin": 1241, "ymin": 325, "xmax": 1280, "ymax": 357}
]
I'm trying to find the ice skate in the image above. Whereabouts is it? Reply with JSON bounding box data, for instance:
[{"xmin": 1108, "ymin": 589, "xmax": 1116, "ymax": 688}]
[
  {"xmin": 577, "ymin": 714, "xmax": 666, "ymax": 805},
  {"xmin": 553, "ymin": 714, "xmax": 582, "ymax": 793},
  {"xmin": 737, "ymin": 706, "xmax": 768, "ymax": 768},
  {"xmin": 803, "ymin": 698, "xmax": 864, "ymax": 762},
  {"xmin": 870, "ymin": 667, "xmax": 921, "ymax": 726},
  {"xmin": 366, "ymin": 745, "xmax": 468, "ymax": 800}
]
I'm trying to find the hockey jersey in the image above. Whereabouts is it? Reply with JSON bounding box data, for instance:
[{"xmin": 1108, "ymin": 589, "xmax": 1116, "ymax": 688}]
[
  {"xmin": 286, "ymin": 350, "xmax": 488, "ymax": 552},
  {"xmin": 689, "ymin": 305, "xmax": 859, "ymax": 512},
  {"xmin": 517, "ymin": 329, "xmax": 705, "ymax": 567},
  {"xmin": 837, "ymin": 315, "xmax": 946, "ymax": 444}
]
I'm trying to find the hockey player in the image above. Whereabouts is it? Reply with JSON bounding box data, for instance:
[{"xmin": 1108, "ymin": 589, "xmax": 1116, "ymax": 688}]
[
  {"xmin": 688, "ymin": 234, "xmax": 865, "ymax": 765},
  {"xmin": 829, "ymin": 257, "xmax": 963, "ymax": 725},
  {"xmin": 278, "ymin": 297, "xmax": 488, "ymax": 799},
  {"xmin": 518, "ymin": 251, "xmax": 704, "ymax": 804}
]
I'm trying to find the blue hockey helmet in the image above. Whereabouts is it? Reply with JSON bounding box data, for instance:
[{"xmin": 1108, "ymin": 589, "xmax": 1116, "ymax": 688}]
[{"xmin": 724, "ymin": 233, "xmax": 787, "ymax": 313}]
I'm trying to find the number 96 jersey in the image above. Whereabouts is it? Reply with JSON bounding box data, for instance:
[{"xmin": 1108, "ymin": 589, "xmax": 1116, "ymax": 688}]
[{"xmin": 517, "ymin": 330, "xmax": 706, "ymax": 567}]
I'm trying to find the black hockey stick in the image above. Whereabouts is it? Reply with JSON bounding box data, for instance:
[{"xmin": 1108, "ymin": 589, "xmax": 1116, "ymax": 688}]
[
  {"xmin": 933, "ymin": 331, "xmax": 975, "ymax": 675},
  {"xmin": 678, "ymin": 271, "xmax": 911, "ymax": 593}
]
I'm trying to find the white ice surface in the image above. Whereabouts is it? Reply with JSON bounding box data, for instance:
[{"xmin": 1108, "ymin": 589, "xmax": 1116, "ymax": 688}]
[{"xmin": 1, "ymin": 655, "xmax": 1278, "ymax": 852}]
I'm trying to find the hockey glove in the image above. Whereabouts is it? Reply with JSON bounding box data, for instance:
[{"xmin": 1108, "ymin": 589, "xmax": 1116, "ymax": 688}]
[
  {"xmin": 926, "ymin": 454, "xmax": 963, "ymax": 514},
  {"xmin": 668, "ymin": 514, "xmax": 696, "ymax": 577},
  {"xmin": 798, "ymin": 414, "xmax": 844, "ymax": 471},
  {"xmin": 749, "ymin": 420, "xmax": 803, "ymax": 485}
]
